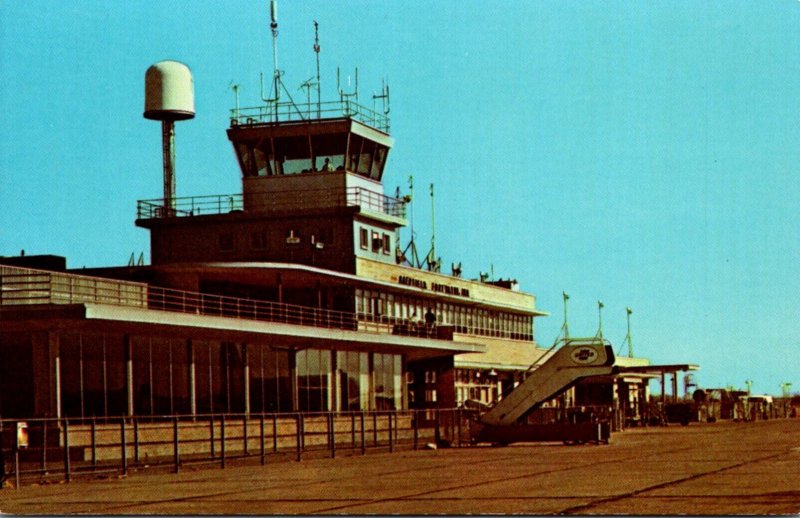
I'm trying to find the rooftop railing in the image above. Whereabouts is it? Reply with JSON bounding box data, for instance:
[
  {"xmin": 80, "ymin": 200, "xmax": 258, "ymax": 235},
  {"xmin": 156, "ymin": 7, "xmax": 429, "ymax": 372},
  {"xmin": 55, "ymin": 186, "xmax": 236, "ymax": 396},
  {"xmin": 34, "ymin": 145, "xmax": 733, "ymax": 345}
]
[
  {"xmin": 0, "ymin": 265, "xmax": 439, "ymax": 340},
  {"xmin": 231, "ymin": 99, "xmax": 390, "ymax": 133},
  {"xmin": 136, "ymin": 186, "xmax": 406, "ymax": 220}
]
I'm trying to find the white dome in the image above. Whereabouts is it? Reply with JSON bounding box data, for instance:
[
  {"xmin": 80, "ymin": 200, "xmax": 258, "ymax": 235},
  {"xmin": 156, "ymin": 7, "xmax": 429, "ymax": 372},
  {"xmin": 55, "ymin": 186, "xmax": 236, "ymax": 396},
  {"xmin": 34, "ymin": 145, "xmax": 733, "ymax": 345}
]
[{"xmin": 144, "ymin": 60, "xmax": 195, "ymax": 121}]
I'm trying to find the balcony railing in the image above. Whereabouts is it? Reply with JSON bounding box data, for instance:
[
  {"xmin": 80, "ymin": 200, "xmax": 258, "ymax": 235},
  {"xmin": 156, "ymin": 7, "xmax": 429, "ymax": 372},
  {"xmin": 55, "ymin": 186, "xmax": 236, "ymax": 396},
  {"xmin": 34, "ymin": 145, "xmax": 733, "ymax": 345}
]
[
  {"xmin": 230, "ymin": 99, "xmax": 390, "ymax": 133},
  {"xmin": 0, "ymin": 266, "xmax": 440, "ymax": 340},
  {"xmin": 136, "ymin": 187, "xmax": 406, "ymax": 220}
]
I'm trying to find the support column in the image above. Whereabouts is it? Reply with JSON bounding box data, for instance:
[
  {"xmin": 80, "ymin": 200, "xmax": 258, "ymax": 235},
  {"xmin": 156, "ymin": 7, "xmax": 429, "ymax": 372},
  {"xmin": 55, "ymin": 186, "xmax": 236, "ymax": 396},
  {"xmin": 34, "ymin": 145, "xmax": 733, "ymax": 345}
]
[{"xmin": 31, "ymin": 332, "xmax": 56, "ymax": 417}]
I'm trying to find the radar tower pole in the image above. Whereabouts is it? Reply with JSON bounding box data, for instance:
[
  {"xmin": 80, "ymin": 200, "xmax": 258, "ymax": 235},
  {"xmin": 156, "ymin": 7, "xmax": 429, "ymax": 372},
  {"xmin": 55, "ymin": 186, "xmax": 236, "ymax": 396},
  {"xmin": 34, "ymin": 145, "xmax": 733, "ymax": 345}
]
[
  {"xmin": 161, "ymin": 121, "xmax": 176, "ymax": 211},
  {"xmin": 563, "ymin": 292, "xmax": 570, "ymax": 340}
]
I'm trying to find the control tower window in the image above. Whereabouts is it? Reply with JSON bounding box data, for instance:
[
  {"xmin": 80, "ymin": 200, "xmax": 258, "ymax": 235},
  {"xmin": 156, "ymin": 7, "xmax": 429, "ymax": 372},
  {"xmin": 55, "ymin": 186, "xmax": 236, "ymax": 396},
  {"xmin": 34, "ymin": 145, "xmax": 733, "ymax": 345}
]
[
  {"xmin": 273, "ymin": 135, "xmax": 312, "ymax": 174},
  {"xmin": 253, "ymin": 146, "xmax": 273, "ymax": 176},
  {"xmin": 346, "ymin": 134, "xmax": 388, "ymax": 180},
  {"xmin": 237, "ymin": 143, "xmax": 255, "ymax": 177},
  {"xmin": 311, "ymin": 133, "xmax": 347, "ymax": 172}
]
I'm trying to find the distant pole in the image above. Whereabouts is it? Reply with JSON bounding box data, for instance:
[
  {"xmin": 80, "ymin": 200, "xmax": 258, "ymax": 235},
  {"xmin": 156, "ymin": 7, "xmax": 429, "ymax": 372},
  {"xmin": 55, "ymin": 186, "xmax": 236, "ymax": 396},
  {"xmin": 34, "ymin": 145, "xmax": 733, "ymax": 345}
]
[
  {"xmin": 745, "ymin": 379, "xmax": 753, "ymax": 395},
  {"xmin": 429, "ymin": 183, "xmax": 437, "ymax": 271},
  {"xmin": 596, "ymin": 300, "xmax": 604, "ymax": 339},
  {"xmin": 624, "ymin": 307, "xmax": 633, "ymax": 357},
  {"xmin": 562, "ymin": 291, "xmax": 570, "ymax": 340}
]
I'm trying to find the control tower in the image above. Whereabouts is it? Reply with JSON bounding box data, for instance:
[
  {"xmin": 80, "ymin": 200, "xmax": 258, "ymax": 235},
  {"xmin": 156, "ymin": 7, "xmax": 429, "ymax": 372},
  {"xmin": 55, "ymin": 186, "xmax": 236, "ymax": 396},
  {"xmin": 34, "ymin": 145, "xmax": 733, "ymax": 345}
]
[{"xmin": 136, "ymin": 61, "xmax": 405, "ymax": 274}]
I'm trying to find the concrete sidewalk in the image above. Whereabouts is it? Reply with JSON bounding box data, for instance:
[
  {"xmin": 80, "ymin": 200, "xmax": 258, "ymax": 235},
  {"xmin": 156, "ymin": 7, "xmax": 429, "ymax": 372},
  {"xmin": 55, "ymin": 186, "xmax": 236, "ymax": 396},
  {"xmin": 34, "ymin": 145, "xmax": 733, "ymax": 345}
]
[{"xmin": 1, "ymin": 419, "xmax": 798, "ymax": 515}]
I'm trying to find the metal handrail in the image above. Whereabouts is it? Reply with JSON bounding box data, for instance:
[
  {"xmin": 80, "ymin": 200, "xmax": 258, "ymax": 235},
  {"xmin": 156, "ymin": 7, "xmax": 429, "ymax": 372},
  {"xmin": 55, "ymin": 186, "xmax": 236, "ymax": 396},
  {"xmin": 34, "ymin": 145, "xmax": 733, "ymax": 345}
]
[
  {"xmin": 0, "ymin": 265, "xmax": 455, "ymax": 340},
  {"xmin": 230, "ymin": 99, "xmax": 390, "ymax": 133},
  {"xmin": 136, "ymin": 187, "xmax": 406, "ymax": 220}
]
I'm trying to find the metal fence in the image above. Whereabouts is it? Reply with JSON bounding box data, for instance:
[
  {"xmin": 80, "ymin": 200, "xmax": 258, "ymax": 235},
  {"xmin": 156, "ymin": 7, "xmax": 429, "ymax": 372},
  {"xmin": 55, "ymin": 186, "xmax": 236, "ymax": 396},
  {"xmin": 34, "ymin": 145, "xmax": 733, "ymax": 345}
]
[{"xmin": 0, "ymin": 409, "xmax": 467, "ymax": 490}]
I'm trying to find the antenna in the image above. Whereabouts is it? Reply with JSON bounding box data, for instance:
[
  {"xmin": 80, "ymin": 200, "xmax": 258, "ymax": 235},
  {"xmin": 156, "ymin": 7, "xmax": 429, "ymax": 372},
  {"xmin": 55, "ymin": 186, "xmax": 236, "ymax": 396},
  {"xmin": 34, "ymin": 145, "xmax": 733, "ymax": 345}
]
[
  {"xmin": 423, "ymin": 183, "xmax": 440, "ymax": 272},
  {"xmin": 619, "ymin": 306, "xmax": 634, "ymax": 357},
  {"xmin": 337, "ymin": 66, "xmax": 359, "ymax": 112},
  {"xmin": 313, "ymin": 20, "xmax": 321, "ymax": 118},
  {"xmin": 401, "ymin": 175, "xmax": 422, "ymax": 268},
  {"xmin": 596, "ymin": 300, "xmax": 604, "ymax": 339},
  {"xmin": 258, "ymin": 0, "xmax": 303, "ymax": 121},
  {"xmin": 269, "ymin": 0, "xmax": 280, "ymax": 102},
  {"xmin": 373, "ymin": 78, "xmax": 390, "ymax": 116},
  {"xmin": 230, "ymin": 83, "xmax": 240, "ymax": 121}
]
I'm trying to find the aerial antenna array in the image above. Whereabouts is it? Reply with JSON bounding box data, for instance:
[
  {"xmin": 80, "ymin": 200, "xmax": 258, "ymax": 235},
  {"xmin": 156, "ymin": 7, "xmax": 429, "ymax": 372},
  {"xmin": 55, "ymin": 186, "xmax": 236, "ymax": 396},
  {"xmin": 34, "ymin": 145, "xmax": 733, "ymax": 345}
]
[
  {"xmin": 423, "ymin": 183, "xmax": 441, "ymax": 272},
  {"xmin": 259, "ymin": 0, "xmax": 302, "ymax": 119},
  {"xmin": 373, "ymin": 79, "xmax": 390, "ymax": 115},
  {"xmin": 313, "ymin": 20, "xmax": 322, "ymax": 118},
  {"xmin": 399, "ymin": 175, "xmax": 422, "ymax": 268}
]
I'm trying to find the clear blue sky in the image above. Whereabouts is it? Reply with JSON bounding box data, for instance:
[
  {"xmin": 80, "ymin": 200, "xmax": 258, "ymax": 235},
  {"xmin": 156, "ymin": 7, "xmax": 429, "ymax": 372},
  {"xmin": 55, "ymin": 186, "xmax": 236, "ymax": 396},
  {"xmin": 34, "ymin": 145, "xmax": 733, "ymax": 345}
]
[{"xmin": 2, "ymin": 1, "xmax": 799, "ymax": 396}]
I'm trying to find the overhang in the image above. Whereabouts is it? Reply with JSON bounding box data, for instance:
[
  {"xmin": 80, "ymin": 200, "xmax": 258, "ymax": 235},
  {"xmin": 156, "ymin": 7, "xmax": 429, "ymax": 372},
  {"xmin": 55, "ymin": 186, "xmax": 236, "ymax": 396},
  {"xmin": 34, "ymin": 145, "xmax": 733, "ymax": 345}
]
[{"xmin": 0, "ymin": 303, "xmax": 485, "ymax": 361}]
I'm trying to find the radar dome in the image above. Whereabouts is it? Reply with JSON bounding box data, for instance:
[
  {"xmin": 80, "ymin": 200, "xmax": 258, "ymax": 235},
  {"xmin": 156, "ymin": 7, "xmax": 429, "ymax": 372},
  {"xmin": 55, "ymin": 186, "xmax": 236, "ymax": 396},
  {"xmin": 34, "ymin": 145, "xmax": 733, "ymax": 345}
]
[{"xmin": 144, "ymin": 60, "xmax": 195, "ymax": 121}]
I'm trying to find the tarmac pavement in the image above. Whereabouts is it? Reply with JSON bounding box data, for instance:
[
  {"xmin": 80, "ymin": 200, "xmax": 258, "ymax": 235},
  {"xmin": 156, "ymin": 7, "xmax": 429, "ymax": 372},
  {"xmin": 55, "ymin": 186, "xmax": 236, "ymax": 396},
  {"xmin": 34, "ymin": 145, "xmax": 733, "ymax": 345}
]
[{"xmin": 0, "ymin": 418, "xmax": 798, "ymax": 515}]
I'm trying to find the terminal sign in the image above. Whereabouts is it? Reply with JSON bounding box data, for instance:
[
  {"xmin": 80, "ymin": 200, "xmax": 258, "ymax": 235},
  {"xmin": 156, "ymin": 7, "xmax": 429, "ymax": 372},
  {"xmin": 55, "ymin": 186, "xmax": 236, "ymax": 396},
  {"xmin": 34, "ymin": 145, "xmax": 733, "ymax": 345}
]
[{"xmin": 398, "ymin": 275, "xmax": 470, "ymax": 298}]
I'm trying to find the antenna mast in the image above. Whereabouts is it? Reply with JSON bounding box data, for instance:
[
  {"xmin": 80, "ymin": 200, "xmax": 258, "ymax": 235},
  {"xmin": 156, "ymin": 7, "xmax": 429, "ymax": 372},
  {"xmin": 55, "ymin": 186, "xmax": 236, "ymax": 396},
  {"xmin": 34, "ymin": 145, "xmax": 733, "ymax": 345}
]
[
  {"xmin": 424, "ymin": 183, "xmax": 440, "ymax": 272},
  {"xmin": 313, "ymin": 20, "xmax": 321, "ymax": 118},
  {"xmin": 620, "ymin": 306, "xmax": 633, "ymax": 357},
  {"xmin": 262, "ymin": 0, "xmax": 280, "ymax": 103},
  {"xmin": 596, "ymin": 300, "xmax": 604, "ymax": 339},
  {"xmin": 401, "ymin": 175, "xmax": 422, "ymax": 268}
]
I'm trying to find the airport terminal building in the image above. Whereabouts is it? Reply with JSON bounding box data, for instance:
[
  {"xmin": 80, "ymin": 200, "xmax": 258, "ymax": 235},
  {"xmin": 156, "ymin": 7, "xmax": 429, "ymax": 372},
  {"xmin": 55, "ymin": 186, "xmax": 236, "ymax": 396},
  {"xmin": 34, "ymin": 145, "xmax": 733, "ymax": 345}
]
[{"xmin": 0, "ymin": 61, "xmax": 651, "ymax": 427}]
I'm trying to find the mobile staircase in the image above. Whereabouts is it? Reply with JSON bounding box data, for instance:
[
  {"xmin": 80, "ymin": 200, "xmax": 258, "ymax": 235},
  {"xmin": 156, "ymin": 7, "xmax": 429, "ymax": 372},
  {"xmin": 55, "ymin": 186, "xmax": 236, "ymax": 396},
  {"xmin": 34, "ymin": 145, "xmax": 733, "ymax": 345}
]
[{"xmin": 469, "ymin": 338, "xmax": 617, "ymax": 445}]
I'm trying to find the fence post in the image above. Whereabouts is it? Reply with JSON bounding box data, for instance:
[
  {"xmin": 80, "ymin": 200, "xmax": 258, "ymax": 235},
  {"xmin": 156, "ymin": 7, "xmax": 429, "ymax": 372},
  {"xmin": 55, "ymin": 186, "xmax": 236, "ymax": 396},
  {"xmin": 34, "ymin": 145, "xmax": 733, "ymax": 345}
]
[
  {"xmin": 220, "ymin": 416, "xmax": 226, "ymax": 469},
  {"xmin": 243, "ymin": 415, "xmax": 248, "ymax": 456},
  {"xmin": 329, "ymin": 413, "xmax": 335, "ymax": 459},
  {"xmin": 434, "ymin": 409, "xmax": 441, "ymax": 446},
  {"xmin": 133, "ymin": 418, "xmax": 140, "ymax": 465},
  {"xmin": 457, "ymin": 408, "xmax": 462, "ymax": 448},
  {"xmin": 173, "ymin": 417, "xmax": 180, "ymax": 474},
  {"xmin": 260, "ymin": 414, "xmax": 265, "ymax": 466},
  {"xmin": 41, "ymin": 422, "xmax": 48, "ymax": 474},
  {"xmin": 295, "ymin": 414, "xmax": 302, "ymax": 462},
  {"xmin": 63, "ymin": 418, "xmax": 70, "ymax": 483},
  {"xmin": 388, "ymin": 413, "xmax": 393, "ymax": 453},
  {"xmin": 373, "ymin": 412, "xmax": 378, "ymax": 447},
  {"xmin": 14, "ymin": 447, "xmax": 20, "ymax": 490},
  {"xmin": 272, "ymin": 414, "xmax": 278, "ymax": 453},
  {"xmin": 120, "ymin": 418, "xmax": 127, "ymax": 476},
  {"xmin": 210, "ymin": 417, "xmax": 216, "ymax": 459},
  {"xmin": 91, "ymin": 418, "xmax": 97, "ymax": 469},
  {"xmin": 413, "ymin": 410, "xmax": 419, "ymax": 450},
  {"xmin": 351, "ymin": 413, "xmax": 356, "ymax": 449},
  {"xmin": 360, "ymin": 412, "xmax": 366, "ymax": 456}
]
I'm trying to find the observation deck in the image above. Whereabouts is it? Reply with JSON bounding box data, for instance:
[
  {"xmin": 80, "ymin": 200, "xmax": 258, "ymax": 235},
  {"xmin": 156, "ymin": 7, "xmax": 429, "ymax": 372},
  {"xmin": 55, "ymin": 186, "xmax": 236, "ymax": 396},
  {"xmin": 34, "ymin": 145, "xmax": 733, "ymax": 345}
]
[{"xmin": 136, "ymin": 185, "xmax": 407, "ymax": 223}]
